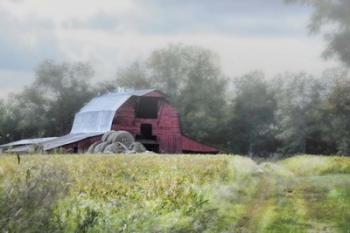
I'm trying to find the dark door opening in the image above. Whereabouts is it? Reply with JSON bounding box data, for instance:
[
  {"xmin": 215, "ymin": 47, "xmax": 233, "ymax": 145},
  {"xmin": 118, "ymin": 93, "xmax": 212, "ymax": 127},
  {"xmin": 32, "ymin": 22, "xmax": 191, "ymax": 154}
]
[
  {"xmin": 144, "ymin": 143, "xmax": 160, "ymax": 153},
  {"xmin": 138, "ymin": 124, "xmax": 157, "ymax": 140},
  {"xmin": 136, "ymin": 124, "xmax": 159, "ymax": 153}
]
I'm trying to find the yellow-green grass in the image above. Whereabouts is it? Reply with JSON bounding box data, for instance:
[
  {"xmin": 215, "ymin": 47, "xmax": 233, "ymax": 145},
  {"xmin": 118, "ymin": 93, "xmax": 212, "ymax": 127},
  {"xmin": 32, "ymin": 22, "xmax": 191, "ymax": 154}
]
[{"xmin": 0, "ymin": 154, "xmax": 349, "ymax": 233}]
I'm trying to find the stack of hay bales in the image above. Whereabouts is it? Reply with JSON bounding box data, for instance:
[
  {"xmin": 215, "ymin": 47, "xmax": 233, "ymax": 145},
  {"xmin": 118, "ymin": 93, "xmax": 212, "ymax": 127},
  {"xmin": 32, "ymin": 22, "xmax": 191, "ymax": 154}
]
[{"xmin": 87, "ymin": 130, "xmax": 147, "ymax": 154}]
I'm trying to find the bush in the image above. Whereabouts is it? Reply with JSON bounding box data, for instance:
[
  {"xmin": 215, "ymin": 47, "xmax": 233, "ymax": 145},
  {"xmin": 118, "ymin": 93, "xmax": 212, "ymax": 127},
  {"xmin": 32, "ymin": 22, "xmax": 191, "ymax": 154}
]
[{"xmin": 0, "ymin": 161, "xmax": 70, "ymax": 233}]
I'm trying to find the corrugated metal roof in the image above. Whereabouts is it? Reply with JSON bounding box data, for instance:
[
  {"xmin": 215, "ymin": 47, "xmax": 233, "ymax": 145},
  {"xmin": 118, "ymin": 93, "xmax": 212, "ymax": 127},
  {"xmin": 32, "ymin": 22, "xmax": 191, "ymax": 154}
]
[
  {"xmin": 3, "ymin": 133, "xmax": 102, "ymax": 153},
  {"xmin": 71, "ymin": 89, "xmax": 156, "ymax": 134},
  {"xmin": 6, "ymin": 145, "xmax": 34, "ymax": 153},
  {"xmin": 42, "ymin": 133, "xmax": 103, "ymax": 151},
  {"xmin": 0, "ymin": 137, "xmax": 58, "ymax": 149}
]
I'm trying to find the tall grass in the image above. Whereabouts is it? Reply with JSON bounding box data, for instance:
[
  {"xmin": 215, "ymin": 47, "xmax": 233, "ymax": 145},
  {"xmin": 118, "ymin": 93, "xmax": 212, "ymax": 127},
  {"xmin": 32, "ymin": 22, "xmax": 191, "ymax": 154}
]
[{"xmin": 0, "ymin": 154, "xmax": 349, "ymax": 232}]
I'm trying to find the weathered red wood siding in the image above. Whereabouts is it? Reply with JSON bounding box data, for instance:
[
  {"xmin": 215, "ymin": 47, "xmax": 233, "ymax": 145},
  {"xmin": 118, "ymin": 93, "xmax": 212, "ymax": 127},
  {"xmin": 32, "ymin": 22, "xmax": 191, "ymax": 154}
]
[
  {"xmin": 111, "ymin": 92, "xmax": 218, "ymax": 154},
  {"xmin": 111, "ymin": 97, "xmax": 183, "ymax": 153},
  {"xmin": 181, "ymin": 136, "xmax": 219, "ymax": 154}
]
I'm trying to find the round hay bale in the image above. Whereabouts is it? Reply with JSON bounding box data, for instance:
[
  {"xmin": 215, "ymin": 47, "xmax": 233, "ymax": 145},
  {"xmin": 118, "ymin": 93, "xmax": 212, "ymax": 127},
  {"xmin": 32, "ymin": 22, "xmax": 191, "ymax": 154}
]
[
  {"xmin": 94, "ymin": 142, "xmax": 110, "ymax": 154},
  {"xmin": 102, "ymin": 131, "xmax": 116, "ymax": 142},
  {"xmin": 87, "ymin": 141, "xmax": 100, "ymax": 154},
  {"xmin": 129, "ymin": 142, "xmax": 146, "ymax": 153},
  {"xmin": 104, "ymin": 142, "xmax": 129, "ymax": 154},
  {"xmin": 108, "ymin": 131, "xmax": 134, "ymax": 147}
]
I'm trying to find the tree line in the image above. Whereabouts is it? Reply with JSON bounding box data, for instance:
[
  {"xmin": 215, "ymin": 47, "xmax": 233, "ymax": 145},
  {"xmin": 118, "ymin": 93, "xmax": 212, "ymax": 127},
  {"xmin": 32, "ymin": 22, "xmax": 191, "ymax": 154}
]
[{"xmin": 0, "ymin": 44, "xmax": 350, "ymax": 157}]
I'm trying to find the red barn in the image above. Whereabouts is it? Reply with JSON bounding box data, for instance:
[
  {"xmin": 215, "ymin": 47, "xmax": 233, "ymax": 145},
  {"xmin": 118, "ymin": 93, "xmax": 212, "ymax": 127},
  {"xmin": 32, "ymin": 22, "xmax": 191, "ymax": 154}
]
[{"xmin": 2, "ymin": 89, "xmax": 218, "ymax": 154}]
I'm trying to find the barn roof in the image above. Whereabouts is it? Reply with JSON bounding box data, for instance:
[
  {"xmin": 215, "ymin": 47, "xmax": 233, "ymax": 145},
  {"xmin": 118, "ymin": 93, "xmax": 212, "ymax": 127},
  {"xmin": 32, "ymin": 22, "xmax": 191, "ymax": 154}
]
[
  {"xmin": 42, "ymin": 132, "xmax": 102, "ymax": 151},
  {"xmin": 71, "ymin": 89, "xmax": 159, "ymax": 134},
  {"xmin": 0, "ymin": 137, "xmax": 58, "ymax": 149}
]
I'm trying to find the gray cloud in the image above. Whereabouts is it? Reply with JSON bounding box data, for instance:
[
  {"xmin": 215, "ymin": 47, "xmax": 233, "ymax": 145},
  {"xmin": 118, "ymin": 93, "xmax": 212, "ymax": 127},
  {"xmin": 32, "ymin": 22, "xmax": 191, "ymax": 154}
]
[
  {"xmin": 0, "ymin": 10, "xmax": 61, "ymax": 71},
  {"xmin": 61, "ymin": 0, "xmax": 310, "ymax": 36},
  {"xmin": 0, "ymin": 0, "xmax": 334, "ymax": 98},
  {"xmin": 138, "ymin": 0, "xmax": 311, "ymax": 35}
]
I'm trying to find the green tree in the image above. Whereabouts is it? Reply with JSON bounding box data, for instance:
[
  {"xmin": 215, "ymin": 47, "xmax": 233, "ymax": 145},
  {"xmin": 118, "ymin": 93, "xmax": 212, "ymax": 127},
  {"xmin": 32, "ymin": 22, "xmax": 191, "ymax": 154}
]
[
  {"xmin": 273, "ymin": 73, "xmax": 331, "ymax": 154},
  {"xmin": 147, "ymin": 44, "xmax": 201, "ymax": 99},
  {"xmin": 286, "ymin": 0, "xmax": 350, "ymax": 66},
  {"xmin": 115, "ymin": 62, "xmax": 150, "ymax": 90},
  {"xmin": 175, "ymin": 48, "xmax": 228, "ymax": 147},
  {"xmin": 325, "ymin": 72, "xmax": 350, "ymax": 154},
  {"xmin": 11, "ymin": 61, "xmax": 96, "ymax": 138},
  {"xmin": 228, "ymin": 72, "xmax": 277, "ymax": 156},
  {"xmin": 0, "ymin": 100, "xmax": 13, "ymax": 144}
]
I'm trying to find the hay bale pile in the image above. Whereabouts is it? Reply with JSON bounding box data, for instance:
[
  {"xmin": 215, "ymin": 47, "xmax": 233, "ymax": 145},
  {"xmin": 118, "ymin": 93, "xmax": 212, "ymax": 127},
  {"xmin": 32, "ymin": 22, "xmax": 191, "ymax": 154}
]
[{"xmin": 87, "ymin": 130, "xmax": 147, "ymax": 154}]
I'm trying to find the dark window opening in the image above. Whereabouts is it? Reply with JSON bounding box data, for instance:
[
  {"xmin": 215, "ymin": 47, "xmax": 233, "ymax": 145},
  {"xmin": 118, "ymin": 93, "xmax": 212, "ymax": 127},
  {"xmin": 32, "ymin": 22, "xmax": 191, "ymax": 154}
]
[
  {"xmin": 73, "ymin": 146, "xmax": 78, "ymax": 153},
  {"xmin": 135, "ymin": 97, "xmax": 159, "ymax": 119},
  {"xmin": 136, "ymin": 124, "xmax": 157, "ymax": 141}
]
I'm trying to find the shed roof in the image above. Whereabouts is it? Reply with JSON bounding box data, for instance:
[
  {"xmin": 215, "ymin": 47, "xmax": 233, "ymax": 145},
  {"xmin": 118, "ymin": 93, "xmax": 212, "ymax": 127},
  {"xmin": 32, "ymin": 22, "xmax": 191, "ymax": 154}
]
[
  {"xmin": 71, "ymin": 89, "xmax": 158, "ymax": 134},
  {"xmin": 0, "ymin": 137, "xmax": 58, "ymax": 149},
  {"xmin": 42, "ymin": 132, "xmax": 102, "ymax": 151},
  {"xmin": 2, "ymin": 133, "xmax": 102, "ymax": 153}
]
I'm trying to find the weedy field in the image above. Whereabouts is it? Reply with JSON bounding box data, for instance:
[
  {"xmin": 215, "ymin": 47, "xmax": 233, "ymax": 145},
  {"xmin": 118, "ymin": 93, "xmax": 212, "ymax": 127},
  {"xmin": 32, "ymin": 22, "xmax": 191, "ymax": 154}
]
[{"xmin": 0, "ymin": 155, "xmax": 349, "ymax": 233}]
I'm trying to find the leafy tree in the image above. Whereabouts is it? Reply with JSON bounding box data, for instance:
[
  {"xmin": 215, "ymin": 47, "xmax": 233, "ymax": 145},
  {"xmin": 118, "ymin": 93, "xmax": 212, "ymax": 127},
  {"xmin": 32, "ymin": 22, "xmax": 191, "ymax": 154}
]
[
  {"xmin": 147, "ymin": 44, "xmax": 202, "ymax": 99},
  {"xmin": 0, "ymin": 101, "xmax": 12, "ymax": 144},
  {"xmin": 0, "ymin": 100, "xmax": 7, "ymax": 144},
  {"xmin": 228, "ymin": 72, "xmax": 277, "ymax": 156},
  {"xmin": 273, "ymin": 73, "xmax": 332, "ymax": 154},
  {"xmin": 175, "ymin": 48, "xmax": 228, "ymax": 146},
  {"xmin": 35, "ymin": 61, "xmax": 96, "ymax": 135},
  {"xmin": 115, "ymin": 62, "xmax": 150, "ymax": 90},
  {"xmin": 325, "ymin": 72, "xmax": 350, "ymax": 154},
  {"xmin": 10, "ymin": 61, "xmax": 96, "ymax": 138},
  {"xmin": 286, "ymin": 0, "xmax": 350, "ymax": 66}
]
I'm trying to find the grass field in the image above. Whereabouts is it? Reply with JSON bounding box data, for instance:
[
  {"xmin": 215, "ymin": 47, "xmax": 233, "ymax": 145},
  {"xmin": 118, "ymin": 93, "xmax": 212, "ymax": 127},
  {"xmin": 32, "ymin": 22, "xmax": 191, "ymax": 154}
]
[{"xmin": 0, "ymin": 154, "xmax": 349, "ymax": 233}]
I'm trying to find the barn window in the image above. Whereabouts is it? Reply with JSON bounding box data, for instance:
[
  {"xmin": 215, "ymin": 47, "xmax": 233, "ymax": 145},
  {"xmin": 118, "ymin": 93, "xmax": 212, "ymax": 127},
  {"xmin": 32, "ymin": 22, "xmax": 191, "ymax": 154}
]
[{"xmin": 135, "ymin": 97, "xmax": 159, "ymax": 119}]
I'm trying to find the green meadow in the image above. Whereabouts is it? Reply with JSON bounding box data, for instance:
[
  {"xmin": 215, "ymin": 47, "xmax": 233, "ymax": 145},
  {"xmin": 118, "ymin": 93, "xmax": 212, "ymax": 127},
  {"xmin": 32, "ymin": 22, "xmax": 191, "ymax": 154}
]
[{"xmin": 0, "ymin": 155, "xmax": 349, "ymax": 233}]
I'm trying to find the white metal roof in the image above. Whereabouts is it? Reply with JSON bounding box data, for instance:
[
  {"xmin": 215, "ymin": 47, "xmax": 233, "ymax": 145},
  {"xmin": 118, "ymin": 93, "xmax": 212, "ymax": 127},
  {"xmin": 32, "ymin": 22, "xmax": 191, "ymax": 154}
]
[
  {"xmin": 0, "ymin": 137, "xmax": 58, "ymax": 148},
  {"xmin": 43, "ymin": 132, "xmax": 103, "ymax": 151},
  {"xmin": 70, "ymin": 89, "xmax": 157, "ymax": 134}
]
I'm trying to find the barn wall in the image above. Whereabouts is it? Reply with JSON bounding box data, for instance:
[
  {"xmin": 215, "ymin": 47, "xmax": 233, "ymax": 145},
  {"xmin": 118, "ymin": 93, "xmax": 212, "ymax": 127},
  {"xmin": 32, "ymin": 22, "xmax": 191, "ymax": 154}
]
[
  {"xmin": 111, "ymin": 95, "xmax": 218, "ymax": 154},
  {"xmin": 111, "ymin": 97, "xmax": 183, "ymax": 153}
]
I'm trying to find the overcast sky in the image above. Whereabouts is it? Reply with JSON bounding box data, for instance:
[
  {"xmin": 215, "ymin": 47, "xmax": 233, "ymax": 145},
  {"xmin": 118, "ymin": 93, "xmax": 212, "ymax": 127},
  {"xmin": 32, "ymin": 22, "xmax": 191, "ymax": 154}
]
[{"xmin": 0, "ymin": 0, "xmax": 338, "ymax": 97}]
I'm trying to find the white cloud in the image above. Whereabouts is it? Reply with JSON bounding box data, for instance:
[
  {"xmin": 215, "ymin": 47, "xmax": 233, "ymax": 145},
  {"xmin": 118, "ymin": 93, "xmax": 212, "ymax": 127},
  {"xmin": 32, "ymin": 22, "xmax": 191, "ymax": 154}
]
[
  {"xmin": 0, "ymin": 0, "xmax": 339, "ymax": 98},
  {"xmin": 56, "ymin": 31, "xmax": 336, "ymax": 78},
  {"xmin": 1, "ymin": 0, "xmax": 139, "ymax": 22}
]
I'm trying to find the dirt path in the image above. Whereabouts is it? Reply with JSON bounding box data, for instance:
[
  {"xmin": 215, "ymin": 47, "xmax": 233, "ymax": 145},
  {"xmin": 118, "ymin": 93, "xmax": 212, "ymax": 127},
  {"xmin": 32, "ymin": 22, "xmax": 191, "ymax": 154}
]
[
  {"xmin": 235, "ymin": 163, "xmax": 311, "ymax": 233},
  {"xmin": 234, "ymin": 162, "xmax": 350, "ymax": 233},
  {"xmin": 235, "ymin": 173, "xmax": 276, "ymax": 233}
]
